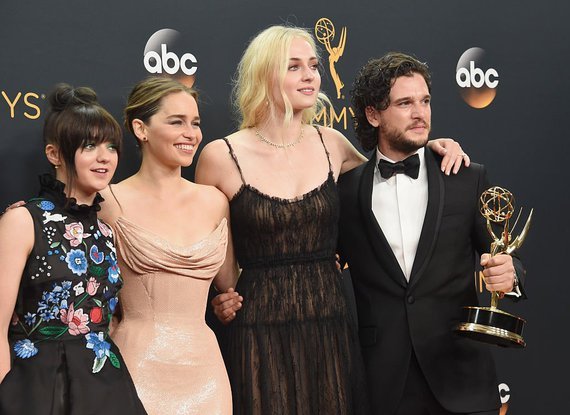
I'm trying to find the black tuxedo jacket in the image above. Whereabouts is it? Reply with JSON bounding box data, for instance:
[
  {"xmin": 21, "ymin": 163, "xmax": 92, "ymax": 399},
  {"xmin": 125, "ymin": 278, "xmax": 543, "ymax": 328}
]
[{"xmin": 337, "ymin": 148, "xmax": 525, "ymax": 414}]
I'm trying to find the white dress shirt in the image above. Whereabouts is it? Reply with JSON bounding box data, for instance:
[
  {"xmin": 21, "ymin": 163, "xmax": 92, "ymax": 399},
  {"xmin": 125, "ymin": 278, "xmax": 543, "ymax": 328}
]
[{"xmin": 372, "ymin": 147, "xmax": 428, "ymax": 281}]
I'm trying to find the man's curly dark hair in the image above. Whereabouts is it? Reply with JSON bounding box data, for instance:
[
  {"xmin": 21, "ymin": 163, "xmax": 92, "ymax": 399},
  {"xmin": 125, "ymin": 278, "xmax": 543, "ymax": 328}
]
[{"xmin": 351, "ymin": 52, "xmax": 431, "ymax": 152}]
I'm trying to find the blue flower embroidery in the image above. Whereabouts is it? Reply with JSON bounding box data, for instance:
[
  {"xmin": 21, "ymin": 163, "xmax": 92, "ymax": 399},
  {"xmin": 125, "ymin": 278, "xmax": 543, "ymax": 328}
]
[
  {"xmin": 109, "ymin": 297, "xmax": 118, "ymax": 313},
  {"xmin": 106, "ymin": 252, "xmax": 120, "ymax": 284},
  {"xmin": 89, "ymin": 245, "xmax": 104, "ymax": 264},
  {"xmin": 38, "ymin": 200, "xmax": 55, "ymax": 211},
  {"xmin": 41, "ymin": 291, "xmax": 54, "ymax": 304},
  {"xmin": 52, "ymin": 282, "xmax": 72, "ymax": 301},
  {"xmin": 38, "ymin": 303, "xmax": 58, "ymax": 322},
  {"xmin": 85, "ymin": 332, "xmax": 120, "ymax": 373},
  {"xmin": 37, "ymin": 282, "xmax": 72, "ymax": 321},
  {"xmin": 24, "ymin": 312, "xmax": 37, "ymax": 326},
  {"xmin": 85, "ymin": 332, "xmax": 111, "ymax": 359},
  {"xmin": 65, "ymin": 249, "xmax": 88, "ymax": 276},
  {"xmin": 14, "ymin": 339, "xmax": 38, "ymax": 359},
  {"xmin": 107, "ymin": 265, "xmax": 120, "ymax": 284}
]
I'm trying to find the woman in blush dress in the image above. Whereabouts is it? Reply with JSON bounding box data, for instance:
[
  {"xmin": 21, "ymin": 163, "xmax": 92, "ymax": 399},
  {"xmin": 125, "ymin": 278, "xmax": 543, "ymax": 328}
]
[
  {"xmin": 0, "ymin": 83, "xmax": 146, "ymax": 414},
  {"xmin": 99, "ymin": 77, "xmax": 237, "ymax": 415},
  {"xmin": 196, "ymin": 25, "xmax": 468, "ymax": 415}
]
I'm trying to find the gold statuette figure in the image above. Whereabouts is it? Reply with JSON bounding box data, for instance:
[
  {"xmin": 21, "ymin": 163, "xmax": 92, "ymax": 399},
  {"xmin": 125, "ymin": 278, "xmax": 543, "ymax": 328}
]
[{"xmin": 455, "ymin": 186, "xmax": 533, "ymax": 348}]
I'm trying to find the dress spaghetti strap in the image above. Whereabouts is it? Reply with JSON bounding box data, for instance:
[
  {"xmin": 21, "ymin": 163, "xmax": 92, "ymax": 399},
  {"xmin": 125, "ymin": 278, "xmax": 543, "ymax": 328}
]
[
  {"xmin": 223, "ymin": 138, "xmax": 247, "ymax": 185},
  {"xmin": 313, "ymin": 125, "xmax": 333, "ymax": 175}
]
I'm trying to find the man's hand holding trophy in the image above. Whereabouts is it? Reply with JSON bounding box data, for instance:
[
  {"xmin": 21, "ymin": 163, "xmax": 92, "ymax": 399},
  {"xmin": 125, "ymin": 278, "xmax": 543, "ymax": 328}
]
[{"xmin": 455, "ymin": 186, "xmax": 533, "ymax": 348}]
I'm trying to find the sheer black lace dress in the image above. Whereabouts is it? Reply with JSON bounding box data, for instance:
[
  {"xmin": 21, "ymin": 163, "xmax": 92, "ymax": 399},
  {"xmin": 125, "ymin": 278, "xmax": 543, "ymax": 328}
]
[{"xmin": 222, "ymin": 128, "xmax": 369, "ymax": 415}]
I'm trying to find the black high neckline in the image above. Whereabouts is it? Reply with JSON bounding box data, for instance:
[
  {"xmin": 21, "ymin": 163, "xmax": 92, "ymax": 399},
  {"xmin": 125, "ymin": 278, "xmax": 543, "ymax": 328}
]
[{"xmin": 37, "ymin": 173, "xmax": 103, "ymax": 219}]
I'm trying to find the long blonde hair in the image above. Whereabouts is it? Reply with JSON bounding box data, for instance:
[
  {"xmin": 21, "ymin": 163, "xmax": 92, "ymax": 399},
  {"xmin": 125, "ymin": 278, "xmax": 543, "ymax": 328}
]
[{"xmin": 233, "ymin": 25, "xmax": 330, "ymax": 129}]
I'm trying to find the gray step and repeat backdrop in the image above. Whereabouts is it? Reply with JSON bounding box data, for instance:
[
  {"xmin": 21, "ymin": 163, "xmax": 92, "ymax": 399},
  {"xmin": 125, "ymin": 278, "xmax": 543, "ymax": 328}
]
[{"xmin": 1, "ymin": 1, "xmax": 567, "ymax": 413}]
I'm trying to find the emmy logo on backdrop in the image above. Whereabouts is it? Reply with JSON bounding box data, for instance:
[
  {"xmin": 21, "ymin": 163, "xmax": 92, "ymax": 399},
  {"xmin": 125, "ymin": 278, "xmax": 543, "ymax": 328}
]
[
  {"xmin": 314, "ymin": 18, "xmax": 346, "ymax": 99},
  {"xmin": 455, "ymin": 186, "xmax": 533, "ymax": 348}
]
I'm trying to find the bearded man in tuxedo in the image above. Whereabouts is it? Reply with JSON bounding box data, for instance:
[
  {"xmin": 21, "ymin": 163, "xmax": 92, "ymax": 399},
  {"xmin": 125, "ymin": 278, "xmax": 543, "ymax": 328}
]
[{"xmin": 337, "ymin": 52, "xmax": 525, "ymax": 415}]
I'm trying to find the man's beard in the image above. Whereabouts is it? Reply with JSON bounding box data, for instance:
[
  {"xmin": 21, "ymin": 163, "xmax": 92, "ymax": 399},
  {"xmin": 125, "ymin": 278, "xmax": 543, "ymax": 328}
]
[{"xmin": 380, "ymin": 122, "xmax": 430, "ymax": 155}]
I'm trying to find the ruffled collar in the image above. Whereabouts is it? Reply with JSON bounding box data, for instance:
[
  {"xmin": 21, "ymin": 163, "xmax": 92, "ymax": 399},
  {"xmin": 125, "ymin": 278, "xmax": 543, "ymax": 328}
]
[{"xmin": 37, "ymin": 174, "xmax": 103, "ymax": 219}]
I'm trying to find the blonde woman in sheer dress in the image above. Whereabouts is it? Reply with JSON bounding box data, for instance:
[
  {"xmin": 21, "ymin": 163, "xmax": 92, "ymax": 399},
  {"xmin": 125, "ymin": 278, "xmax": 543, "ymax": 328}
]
[
  {"xmin": 197, "ymin": 25, "xmax": 467, "ymax": 415},
  {"xmin": 100, "ymin": 77, "xmax": 237, "ymax": 415}
]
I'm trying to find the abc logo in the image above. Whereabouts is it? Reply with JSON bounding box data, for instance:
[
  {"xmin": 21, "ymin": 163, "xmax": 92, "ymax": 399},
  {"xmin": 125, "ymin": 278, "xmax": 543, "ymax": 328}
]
[
  {"xmin": 456, "ymin": 61, "xmax": 498, "ymax": 89},
  {"xmin": 456, "ymin": 47, "xmax": 499, "ymax": 109},
  {"xmin": 498, "ymin": 383, "xmax": 510, "ymax": 404},
  {"xmin": 498, "ymin": 383, "xmax": 511, "ymax": 414},
  {"xmin": 143, "ymin": 29, "xmax": 197, "ymax": 86},
  {"xmin": 144, "ymin": 44, "xmax": 197, "ymax": 76}
]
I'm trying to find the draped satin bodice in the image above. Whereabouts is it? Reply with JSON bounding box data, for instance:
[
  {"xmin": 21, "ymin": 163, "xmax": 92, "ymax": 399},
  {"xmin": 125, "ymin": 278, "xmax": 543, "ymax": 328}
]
[
  {"xmin": 112, "ymin": 217, "xmax": 227, "ymax": 320},
  {"xmin": 110, "ymin": 217, "xmax": 232, "ymax": 415}
]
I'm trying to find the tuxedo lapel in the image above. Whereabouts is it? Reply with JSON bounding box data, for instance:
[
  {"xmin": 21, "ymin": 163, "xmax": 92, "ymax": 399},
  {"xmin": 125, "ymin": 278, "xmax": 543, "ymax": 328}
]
[
  {"xmin": 408, "ymin": 148, "xmax": 445, "ymax": 289},
  {"xmin": 358, "ymin": 155, "xmax": 408, "ymax": 288}
]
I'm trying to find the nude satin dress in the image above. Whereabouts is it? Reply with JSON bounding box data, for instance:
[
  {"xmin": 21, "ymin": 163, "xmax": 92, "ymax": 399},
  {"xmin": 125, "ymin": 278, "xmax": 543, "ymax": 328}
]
[{"xmin": 110, "ymin": 217, "xmax": 232, "ymax": 415}]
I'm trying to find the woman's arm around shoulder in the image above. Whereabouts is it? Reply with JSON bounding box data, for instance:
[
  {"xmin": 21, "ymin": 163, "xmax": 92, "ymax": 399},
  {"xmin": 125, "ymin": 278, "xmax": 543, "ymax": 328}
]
[
  {"xmin": 427, "ymin": 138, "xmax": 471, "ymax": 175},
  {"xmin": 196, "ymin": 184, "xmax": 239, "ymax": 292},
  {"xmin": 0, "ymin": 207, "xmax": 34, "ymax": 382},
  {"xmin": 193, "ymin": 177, "xmax": 242, "ymax": 324}
]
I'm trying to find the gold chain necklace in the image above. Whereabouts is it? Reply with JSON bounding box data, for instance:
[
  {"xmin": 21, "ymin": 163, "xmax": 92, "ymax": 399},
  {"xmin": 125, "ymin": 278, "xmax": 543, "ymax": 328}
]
[{"xmin": 255, "ymin": 126, "xmax": 304, "ymax": 149}]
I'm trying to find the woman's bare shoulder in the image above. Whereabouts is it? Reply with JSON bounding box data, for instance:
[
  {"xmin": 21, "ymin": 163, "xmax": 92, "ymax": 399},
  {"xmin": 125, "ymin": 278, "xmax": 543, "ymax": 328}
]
[
  {"xmin": 313, "ymin": 125, "xmax": 366, "ymax": 171},
  {"xmin": 188, "ymin": 181, "xmax": 228, "ymax": 206},
  {"xmin": 0, "ymin": 206, "xmax": 33, "ymax": 228},
  {"xmin": 0, "ymin": 206, "xmax": 34, "ymax": 248},
  {"xmin": 99, "ymin": 180, "xmax": 135, "ymax": 222}
]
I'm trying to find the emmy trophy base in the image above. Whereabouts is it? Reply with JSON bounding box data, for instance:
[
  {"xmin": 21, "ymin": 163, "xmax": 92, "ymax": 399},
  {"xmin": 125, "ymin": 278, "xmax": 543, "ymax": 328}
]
[{"xmin": 455, "ymin": 306, "xmax": 526, "ymax": 348}]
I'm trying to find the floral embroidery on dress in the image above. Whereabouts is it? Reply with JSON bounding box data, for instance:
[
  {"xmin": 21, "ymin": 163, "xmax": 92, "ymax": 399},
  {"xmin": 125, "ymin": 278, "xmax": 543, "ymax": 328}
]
[
  {"xmin": 38, "ymin": 200, "xmax": 55, "ymax": 211},
  {"xmin": 90, "ymin": 245, "xmax": 105, "ymax": 264},
  {"xmin": 97, "ymin": 219, "xmax": 112, "ymax": 237},
  {"xmin": 13, "ymin": 339, "xmax": 38, "ymax": 358},
  {"xmin": 63, "ymin": 222, "xmax": 91, "ymax": 247},
  {"xmin": 86, "ymin": 332, "xmax": 121, "ymax": 373},
  {"xmin": 60, "ymin": 303, "xmax": 90, "ymax": 335},
  {"xmin": 107, "ymin": 251, "xmax": 120, "ymax": 284},
  {"xmin": 66, "ymin": 249, "xmax": 88, "ymax": 275},
  {"xmin": 13, "ymin": 189, "xmax": 123, "ymax": 374}
]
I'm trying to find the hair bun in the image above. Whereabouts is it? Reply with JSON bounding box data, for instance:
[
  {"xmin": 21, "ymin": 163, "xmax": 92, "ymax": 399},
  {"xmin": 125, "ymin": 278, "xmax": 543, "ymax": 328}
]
[{"xmin": 48, "ymin": 83, "xmax": 99, "ymax": 111}]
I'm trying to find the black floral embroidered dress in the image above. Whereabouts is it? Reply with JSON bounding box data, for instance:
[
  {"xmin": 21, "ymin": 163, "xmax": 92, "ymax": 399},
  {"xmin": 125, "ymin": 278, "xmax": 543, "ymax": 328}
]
[{"xmin": 0, "ymin": 175, "xmax": 146, "ymax": 415}]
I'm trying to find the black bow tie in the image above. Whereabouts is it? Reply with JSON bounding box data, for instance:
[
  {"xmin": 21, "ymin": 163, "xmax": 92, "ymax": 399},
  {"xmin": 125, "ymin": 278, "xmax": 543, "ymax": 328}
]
[{"xmin": 378, "ymin": 153, "xmax": 420, "ymax": 179}]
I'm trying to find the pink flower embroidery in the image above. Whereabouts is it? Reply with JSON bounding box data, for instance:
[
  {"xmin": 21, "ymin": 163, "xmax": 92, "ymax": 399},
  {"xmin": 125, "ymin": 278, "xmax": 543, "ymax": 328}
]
[
  {"xmin": 97, "ymin": 219, "xmax": 112, "ymax": 237},
  {"xmin": 86, "ymin": 277, "xmax": 100, "ymax": 296},
  {"xmin": 60, "ymin": 303, "xmax": 90, "ymax": 335},
  {"xmin": 63, "ymin": 222, "xmax": 91, "ymax": 247}
]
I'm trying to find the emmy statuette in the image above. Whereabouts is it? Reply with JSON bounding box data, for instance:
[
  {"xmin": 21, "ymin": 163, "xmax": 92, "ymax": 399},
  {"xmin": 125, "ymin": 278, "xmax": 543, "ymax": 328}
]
[{"xmin": 455, "ymin": 186, "xmax": 533, "ymax": 348}]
